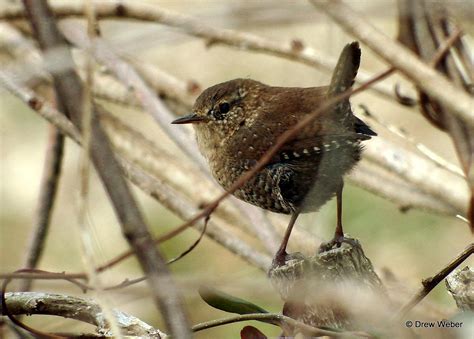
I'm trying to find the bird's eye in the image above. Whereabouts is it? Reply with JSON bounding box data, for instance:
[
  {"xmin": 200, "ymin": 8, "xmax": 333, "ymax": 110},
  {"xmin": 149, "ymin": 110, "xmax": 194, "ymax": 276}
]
[{"xmin": 219, "ymin": 102, "xmax": 230, "ymax": 114}]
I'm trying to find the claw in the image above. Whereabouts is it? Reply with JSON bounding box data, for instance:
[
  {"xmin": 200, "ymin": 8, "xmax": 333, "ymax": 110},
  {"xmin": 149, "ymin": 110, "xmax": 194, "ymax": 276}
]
[{"xmin": 319, "ymin": 235, "xmax": 358, "ymax": 253}]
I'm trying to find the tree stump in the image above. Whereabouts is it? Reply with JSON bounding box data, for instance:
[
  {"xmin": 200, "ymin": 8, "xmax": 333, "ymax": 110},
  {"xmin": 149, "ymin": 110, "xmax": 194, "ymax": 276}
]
[{"xmin": 268, "ymin": 238, "xmax": 395, "ymax": 336}]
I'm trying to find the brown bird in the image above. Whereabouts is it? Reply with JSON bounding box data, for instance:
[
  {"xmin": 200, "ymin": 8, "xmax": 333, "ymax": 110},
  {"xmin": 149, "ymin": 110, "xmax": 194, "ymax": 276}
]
[{"xmin": 172, "ymin": 42, "xmax": 375, "ymax": 265}]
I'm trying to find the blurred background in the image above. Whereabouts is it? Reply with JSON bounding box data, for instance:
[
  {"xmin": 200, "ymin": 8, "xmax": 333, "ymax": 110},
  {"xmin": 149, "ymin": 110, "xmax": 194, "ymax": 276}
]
[{"xmin": 1, "ymin": 0, "xmax": 473, "ymax": 337}]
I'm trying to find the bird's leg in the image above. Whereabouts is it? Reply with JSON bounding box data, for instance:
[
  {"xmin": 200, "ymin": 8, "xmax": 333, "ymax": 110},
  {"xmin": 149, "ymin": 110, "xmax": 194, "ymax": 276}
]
[
  {"xmin": 334, "ymin": 180, "xmax": 344, "ymax": 239},
  {"xmin": 273, "ymin": 211, "xmax": 300, "ymax": 266},
  {"xmin": 319, "ymin": 181, "xmax": 357, "ymax": 252}
]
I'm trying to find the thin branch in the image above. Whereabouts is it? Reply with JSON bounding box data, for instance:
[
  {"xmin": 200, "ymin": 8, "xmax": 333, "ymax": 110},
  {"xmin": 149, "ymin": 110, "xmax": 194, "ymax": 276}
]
[
  {"xmin": 0, "ymin": 271, "xmax": 86, "ymax": 281},
  {"xmin": 358, "ymin": 105, "xmax": 465, "ymax": 178},
  {"xmin": 100, "ymin": 212, "xmax": 210, "ymax": 283},
  {"xmin": 59, "ymin": 21, "xmax": 205, "ymax": 169},
  {"xmin": 104, "ymin": 214, "xmax": 210, "ymax": 291},
  {"xmin": 75, "ymin": 3, "xmax": 123, "ymax": 337},
  {"xmin": 0, "ymin": 73, "xmax": 81, "ymax": 142},
  {"xmin": 191, "ymin": 313, "xmax": 370, "ymax": 338},
  {"xmin": 20, "ymin": 126, "xmax": 64, "ymax": 292},
  {"xmin": 2, "ymin": 270, "xmax": 69, "ymax": 338},
  {"xmin": 310, "ymin": 0, "xmax": 474, "ymax": 128},
  {"xmin": 395, "ymin": 243, "xmax": 474, "ymax": 319},
  {"xmin": 349, "ymin": 160, "xmax": 456, "ymax": 214},
  {"xmin": 0, "ymin": 0, "xmax": 408, "ymax": 104},
  {"xmin": 21, "ymin": 1, "xmax": 191, "ymax": 337},
  {"xmin": 95, "ymin": 164, "xmax": 271, "ymax": 272},
  {"xmin": 1, "ymin": 292, "xmax": 165, "ymax": 337},
  {"xmin": 362, "ymin": 130, "xmax": 468, "ymax": 214},
  {"xmin": 128, "ymin": 58, "xmax": 197, "ymax": 108},
  {"xmin": 166, "ymin": 215, "xmax": 210, "ymax": 265},
  {"xmin": 428, "ymin": 27, "xmax": 463, "ymax": 68}
]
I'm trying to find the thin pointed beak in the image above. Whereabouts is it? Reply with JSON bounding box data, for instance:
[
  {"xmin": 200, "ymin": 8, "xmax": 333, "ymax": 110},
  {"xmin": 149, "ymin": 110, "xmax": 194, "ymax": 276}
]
[{"xmin": 171, "ymin": 113, "xmax": 205, "ymax": 124}]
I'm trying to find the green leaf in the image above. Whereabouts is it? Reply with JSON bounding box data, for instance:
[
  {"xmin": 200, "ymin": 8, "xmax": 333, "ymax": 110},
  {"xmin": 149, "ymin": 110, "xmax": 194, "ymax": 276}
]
[{"xmin": 199, "ymin": 285, "xmax": 269, "ymax": 315}]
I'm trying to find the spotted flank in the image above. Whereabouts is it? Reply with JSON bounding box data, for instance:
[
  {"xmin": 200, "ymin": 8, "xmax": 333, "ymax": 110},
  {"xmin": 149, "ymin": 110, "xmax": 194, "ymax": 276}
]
[{"xmin": 277, "ymin": 137, "xmax": 361, "ymax": 162}]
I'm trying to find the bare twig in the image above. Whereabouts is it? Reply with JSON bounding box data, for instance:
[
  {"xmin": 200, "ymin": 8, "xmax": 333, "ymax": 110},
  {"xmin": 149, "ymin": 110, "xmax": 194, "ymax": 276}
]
[
  {"xmin": 349, "ymin": 160, "xmax": 456, "ymax": 214},
  {"xmin": 0, "ymin": 271, "xmax": 85, "ymax": 281},
  {"xmin": 310, "ymin": 0, "xmax": 474, "ymax": 128},
  {"xmin": 358, "ymin": 105, "xmax": 465, "ymax": 178},
  {"xmin": 60, "ymin": 21, "xmax": 204, "ymax": 169},
  {"xmin": 102, "ymin": 213, "xmax": 210, "ymax": 280},
  {"xmin": 1, "ymin": 292, "xmax": 165, "ymax": 337},
  {"xmin": 98, "ymin": 160, "xmax": 272, "ymax": 272},
  {"xmin": 363, "ymin": 134, "xmax": 468, "ymax": 214},
  {"xmin": 0, "ymin": 0, "xmax": 406, "ymax": 103},
  {"xmin": 396, "ymin": 243, "xmax": 474, "ymax": 319},
  {"xmin": 2, "ymin": 270, "xmax": 67, "ymax": 338},
  {"xmin": 191, "ymin": 313, "xmax": 370, "ymax": 338},
  {"xmin": 102, "ymin": 215, "xmax": 210, "ymax": 290},
  {"xmin": 357, "ymin": 33, "xmax": 471, "ymax": 215},
  {"xmin": 428, "ymin": 28, "xmax": 464, "ymax": 68},
  {"xmin": 22, "ymin": 1, "xmax": 191, "ymax": 337},
  {"xmin": 20, "ymin": 126, "xmax": 64, "ymax": 292},
  {"xmin": 166, "ymin": 215, "xmax": 210, "ymax": 265},
  {"xmin": 129, "ymin": 59, "xmax": 197, "ymax": 108},
  {"xmin": 396, "ymin": 1, "xmax": 474, "ymax": 230},
  {"xmin": 75, "ymin": 3, "xmax": 123, "ymax": 336}
]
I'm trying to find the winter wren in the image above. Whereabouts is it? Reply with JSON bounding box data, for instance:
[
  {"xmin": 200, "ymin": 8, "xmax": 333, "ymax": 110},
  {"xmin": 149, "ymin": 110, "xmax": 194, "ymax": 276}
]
[{"xmin": 172, "ymin": 42, "xmax": 376, "ymax": 264}]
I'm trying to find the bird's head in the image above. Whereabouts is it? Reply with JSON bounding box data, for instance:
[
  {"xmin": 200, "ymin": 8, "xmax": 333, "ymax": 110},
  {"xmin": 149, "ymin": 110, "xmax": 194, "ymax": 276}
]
[{"xmin": 172, "ymin": 78, "xmax": 265, "ymax": 142}]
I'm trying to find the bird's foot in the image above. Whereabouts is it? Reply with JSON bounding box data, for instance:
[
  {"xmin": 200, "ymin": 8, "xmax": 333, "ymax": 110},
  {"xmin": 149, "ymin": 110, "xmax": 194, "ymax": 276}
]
[
  {"xmin": 272, "ymin": 250, "xmax": 289, "ymax": 268},
  {"xmin": 318, "ymin": 234, "xmax": 358, "ymax": 253},
  {"xmin": 271, "ymin": 250, "xmax": 305, "ymax": 269}
]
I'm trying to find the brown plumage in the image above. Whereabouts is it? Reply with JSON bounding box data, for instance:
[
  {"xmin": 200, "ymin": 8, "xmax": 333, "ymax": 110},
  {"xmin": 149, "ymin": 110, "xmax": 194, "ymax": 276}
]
[{"xmin": 172, "ymin": 42, "xmax": 375, "ymax": 264}]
